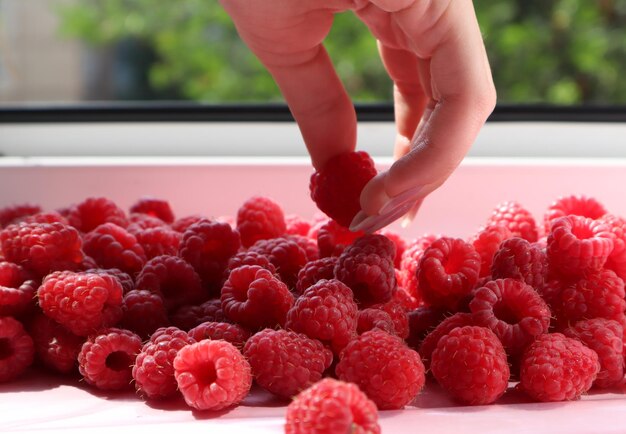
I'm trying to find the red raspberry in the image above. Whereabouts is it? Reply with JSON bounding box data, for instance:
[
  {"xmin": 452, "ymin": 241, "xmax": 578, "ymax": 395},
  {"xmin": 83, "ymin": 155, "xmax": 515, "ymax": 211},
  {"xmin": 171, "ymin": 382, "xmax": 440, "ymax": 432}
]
[
  {"xmin": 133, "ymin": 327, "xmax": 195, "ymax": 399},
  {"xmin": 136, "ymin": 255, "xmax": 204, "ymax": 311},
  {"xmin": 285, "ymin": 214, "xmax": 311, "ymax": 237},
  {"xmin": 432, "ymin": 326, "xmax": 510, "ymax": 404},
  {"xmin": 544, "ymin": 195, "xmax": 607, "ymax": 232},
  {"xmin": 236, "ymin": 196, "xmax": 286, "ymax": 248},
  {"xmin": 519, "ymin": 333, "xmax": 599, "ymax": 402},
  {"xmin": 316, "ymin": 220, "xmax": 365, "ymax": 258},
  {"xmin": 397, "ymin": 234, "xmax": 438, "ymax": 301},
  {"xmin": 129, "ymin": 197, "xmax": 175, "ymax": 224},
  {"xmin": 491, "ymin": 238, "xmax": 547, "ymax": 289},
  {"xmin": 296, "ymin": 256, "xmax": 338, "ymax": 295},
  {"xmin": 486, "ymin": 201, "xmax": 538, "ymax": 242},
  {"xmin": 555, "ymin": 269, "xmax": 626, "ymax": 328},
  {"xmin": 83, "ymin": 223, "xmax": 147, "ymax": 275},
  {"xmin": 127, "ymin": 213, "xmax": 168, "ymax": 234},
  {"xmin": 134, "ymin": 227, "xmax": 181, "ymax": 260},
  {"xmin": 0, "ymin": 316, "xmax": 35, "ymax": 382},
  {"xmin": 0, "ymin": 222, "xmax": 83, "ymax": 277},
  {"xmin": 21, "ymin": 211, "xmax": 68, "ymax": 226},
  {"xmin": 226, "ymin": 250, "xmax": 276, "ymax": 277},
  {"xmin": 470, "ymin": 278, "xmax": 551, "ymax": 357},
  {"xmin": 170, "ymin": 299, "xmax": 226, "ymax": 331},
  {"xmin": 405, "ymin": 306, "xmax": 447, "ymax": 351},
  {"xmin": 171, "ymin": 214, "xmax": 203, "ymax": 233},
  {"xmin": 30, "ymin": 313, "xmax": 84, "ymax": 374},
  {"xmin": 178, "ymin": 219, "xmax": 241, "ymax": 292},
  {"xmin": 121, "ymin": 290, "xmax": 169, "ymax": 339},
  {"xmin": 67, "ymin": 197, "xmax": 129, "ymax": 232},
  {"xmin": 471, "ymin": 225, "xmax": 513, "ymax": 277},
  {"xmin": 537, "ymin": 278, "xmax": 563, "ymax": 311},
  {"xmin": 418, "ymin": 237, "xmax": 481, "ymax": 311},
  {"xmin": 285, "ymin": 279, "xmax": 358, "ymax": 354},
  {"xmin": 286, "ymin": 378, "xmax": 380, "ymax": 434},
  {"xmin": 0, "ymin": 203, "xmax": 42, "ymax": 227},
  {"xmin": 336, "ymin": 330, "xmax": 425, "ymax": 409},
  {"xmin": 78, "ymin": 327, "xmax": 142, "ymax": 390},
  {"xmin": 286, "ymin": 234, "xmax": 319, "ymax": 262},
  {"xmin": 547, "ymin": 216, "xmax": 614, "ymax": 278},
  {"xmin": 85, "ymin": 268, "xmax": 134, "ymax": 294},
  {"xmin": 243, "ymin": 329, "xmax": 333, "ymax": 398},
  {"xmin": 563, "ymin": 318, "xmax": 624, "ymax": 389},
  {"xmin": 249, "ymin": 237, "xmax": 308, "ymax": 289},
  {"xmin": 418, "ymin": 312, "xmax": 474, "ymax": 368},
  {"xmin": 189, "ymin": 321, "xmax": 250, "ymax": 350},
  {"xmin": 310, "ymin": 151, "xmax": 377, "ymax": 228},
  {"xmin": 357, "ymin": 309, "xmax": 395, "ymax": 335},
  {"xmin": 174, "ymin": 339, "xmax": 252, "ymax": 410},
  {"xmin": 335, "ymin": 234, "xmax": 396, "ymax": 306},
  {"xmin": 0, "ymin": 261, "xmax": 37, "ymax": 317},
  {"xmin": 599, "ymin": 214, "xmax": 626, "ymax": 281},
  {"xmin": 379, "ymin": 229, "xmax": 407, "ymax": 268},
  {"xmin": 391, "ymin": 285, "xmax": 420, "ymax": 311},
  {"xmin": 38, "ymin": 271, "xmax": 124, "ymax": 336},
  {"xmin": 369, "ymin": 300, "xmax": 409, "ymax": 339},
  {"xmin": 221, "ymin": 265, "xmax": 294, "ymax": 330}
]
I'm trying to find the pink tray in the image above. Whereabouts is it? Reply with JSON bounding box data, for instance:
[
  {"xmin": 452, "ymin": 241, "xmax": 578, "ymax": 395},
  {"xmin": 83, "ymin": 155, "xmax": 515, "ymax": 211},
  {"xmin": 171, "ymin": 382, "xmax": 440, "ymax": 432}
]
[{"xmin": 2, "ymin": 157, "xmax": 626, "ymax": 433}]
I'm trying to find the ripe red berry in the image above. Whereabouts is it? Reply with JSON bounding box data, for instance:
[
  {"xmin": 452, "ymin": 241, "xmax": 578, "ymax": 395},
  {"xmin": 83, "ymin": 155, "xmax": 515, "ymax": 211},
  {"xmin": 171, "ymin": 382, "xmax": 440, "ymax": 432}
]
[
  {"xmin": 0, "ymin": 203, "xmax": 42, "ymax": 227},
  {"xmin": 0, "ymin": 261, "xmax": 37, "ymax": 317},
  {"xmin": 487, "ymin": 201, "xmax": 538, "ymax": 242},
  {"xmin": 121, "ymin": 290, "xmax": 169, "ymax": 339},
  {"xmin": 599, "ymin": 214, "xmax": 626, "ymax": 281},
  {"xmin": 170, "ymin": 299, "xmax": 226, "ymax": 331},
  {"xmin": 0, "ymin": 316, "xmax": 35, "ymax": 383},
  {"xmin": 316, "ymin": 220, "xmax": 365, "ymax": 258},
  {"xmin": 418, "ymin": 312, "xmax": 474, "ymax": 369},
  {"xmin": 67, "ymin": 196, "xmax": 128, "ymax": 232},
  {"xmin": 83, "ymin": 223, "xmax": 147, "ymax": 275},
  {"xmin": 295, "ymin": 256, "xmax": 337, "ymax": 295},
  {"xmin": 431, "ymin": 326, "xmax": 510, "ymax": 405},
  {"xmin": 134, "ymin": 227, "xmax": 181, "ymax": 260},
  {"xmin": 249, "ymin": 237, "xmax": 308, "ymax": 289},
  {"xmin": 544, "ymin": 195, "xmax": 607, "ymax": 232},
  {"xmin": 285, "ymin": 378, "xmax": 380, "ymax": 434},
  {"xmin": 285, "ymin": 214, "xmax": 311, "ymax": 237},
  {"xmin": 491, "ymin": 237, "xmax": 547, "ymax": 290},
  {"xmin": 397, "ymin": 234, "xmax": 438, "ymax": 302},
  {"xmin": 471, "ymin": 225, "xmax": 513, "ymax": 277},
  {"xmin": 236, "ymin": 196, "xmax": 286, "ymax": 248},
  {"xmin": 174, "ymin": 339, "xmax": 252, "ymax": 411},
  {"xmin": 129, "ymin": 197, "xmax": 175, "ymax": 224},
  {"xmin": 30, "ymin": 313, "xmax": 84, "ymax": 374},
  {"xmin": 189, "ymin": 321, "xmax": 250, "ymax": 350}
]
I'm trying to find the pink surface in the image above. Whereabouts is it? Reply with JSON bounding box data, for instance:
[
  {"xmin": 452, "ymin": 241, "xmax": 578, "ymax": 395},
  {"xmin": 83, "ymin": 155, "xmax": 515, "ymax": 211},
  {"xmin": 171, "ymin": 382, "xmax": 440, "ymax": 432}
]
[{"xmin": 3, "ymin": 158, "xmax": 626, "ymax": 433}]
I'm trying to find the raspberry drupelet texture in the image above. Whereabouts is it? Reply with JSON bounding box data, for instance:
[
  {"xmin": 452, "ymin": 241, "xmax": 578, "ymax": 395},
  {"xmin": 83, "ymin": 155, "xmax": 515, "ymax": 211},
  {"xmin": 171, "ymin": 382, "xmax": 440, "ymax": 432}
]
[
  {"xmin": 170, "ymin": 299, "xmax": 226, "ymax": 331},
  {"xmin": 379, "ymin": 229, "xmax": 407, "ymax": 268},
  {"xmin": 0, "ymin": 316, "xmax": 35, "ymax": 382},
  {"xmin": 83, "ymin": 223, "xmax": 147, "ymax": 275},
  {"xmin": 397, "ymin": 234, "xmax": 438, "ymax": 301},
  {"xmin": 285, "ymin": 378, "xmax": 381, "ymax": 434},
  {"xmin": 134, "ymin": 227, "xmax": 181, "ymax": 260},
  {"xmin": 127, "ymin": 213, "xmax": 168, "ymax": 235},
  {"xmin": 248, "ymin": 237, "xmax": 308, "ymax": 289},
  {"xmin": 418, "ymin": 312, "xmax": 475, "ymax": 369},
  {"xmin": 491, "ymin": 237, "xmax": 547, "ymax": 290},
  {"xmin": 334, "ymin": 234, "xmax": 397, "ymax": 306},
  {"xmin": 470, "ymin": 278, "xmax": 551, "ymax": 357},
  {"xmin": 243, "ymin": 329, "xmax": 333, "ymax": 398},
  {"xmin": 221, "ymin": 265, "xmax": 294, "ymax": 330},
  {"xmin": 85, "ymin": 268, "xmax": 134, "ymax": 294},
  {"xmin": 0, "ymin": 222, "xmax": 84, "ymax": 277},
  {"xmin": 471, "ymin": 225, "xmax": 513, "ymax": 277},
  {"xmin": 171, "ymin": 214, "xmax": 203, "ymax": 233},
  {"xmin": 225, "ymin": 250, "xmax": 276, "ymax": 278},
  {"xmin": 38, "ymin": 271, "xmax": 124, "ymax": 336},
  {"xmin": 30, "ymin": 313, "xmax": 84, "ymax": 374},
  {"xmin": 236, "ymin": 196, "xmax": 287, "ymax": 248},
  {"xmin": 316, "ymin": 220, "xmax": 365, "ymax": 258},
  {"xmin": 295, "ymin": 256, "xmax": 338, "ymax": 295},
  {"xmin": 369, "ymin": 300, "xmax": 409, "ymax": 339},
  {"xmin": 78, "ymin": 327, "xmax": 142, "ymax": 390},
  {"xmin": 417, "ymin": 237, "xmax": 481, "ymax": 311},
  {"xmin": 563, "ymin": 318, "xmax": 624, "ymax": 389},
  {"xmin": 21, "ymin": 211, "xmax": 69, "ymax": 226},
  {"xmin": 0, "ymin": 203, "xmax": 42, "ymax": 227},
  {"xmin": 555, "ymin": 269, "xmax": 626, "ymax": 329},
  {"xmin": 129, "ymin": 197, "xmax": 175, "ymax": 224},
  {"xmin": 599, "ymin": 214, "xmax": 626, "ymax": 281},
  {"xmin": 67, "ymin": 197, "xmax": 129, "ymax": 232},
  {"xmin": 174, "ymin": 339, "xmax": 252, "ymax": 411},
  {"xmin": 336, "ymin": 329, "xmax": 426, "ymax": 410},
  {"xmin": 285, "ymin": 214, "xmax": 311, "ymax": 237},
  {"xmin": 431, "ymin": 326, "xmax": 510, "ymax": 405},
  {"xmin": 486, "ymin": 201, "xmax": 539, "ymax": 242},
  {"xmin": 544, "ymin": 195, "xmax": 607, "ymax": 233},
  {"xmin": 286, "ymin": 234, "xmax": 319, "ymax": 262},
  {"xmin": 135, "ymin": 255, "xmax": 204, "ymax": 312},
  {"xmin": 0, "ymin": 261, "xmax": 37, "ymax": 317},
  {"xmin": 121, "ymin": 290, "xmax": 169, "ymax": 339},
  {"xmin": 546, "ymin": 215, "xmax": 614, "ymax": 278},
  {"xmin": 357, "ymin": 309, "xmax": 396, "ymax": 335},
  {"xmin": 405, "ymin": 306, "xmax": 447, "ymax": 351},
  {"xmin": 133, "ymin": 327, "xmax": 196, "ymax": 399},
  {"xmin": 189, "ymin": 321, "xmax": 250, "ymax": 350},
  {"xmin": 285, "ymin": 279, "xmax": 358, "ymax": 355},
  {"xmin": 310, "ymin": 151, "xmax": 377, "ymax": 228},
  {"xmin": 519, "ymin": 333, "xmax": 600, "ymax": 402},
  {"xmin": 178, "ymin": 219, "xmax": 241, "ymax": 292}
]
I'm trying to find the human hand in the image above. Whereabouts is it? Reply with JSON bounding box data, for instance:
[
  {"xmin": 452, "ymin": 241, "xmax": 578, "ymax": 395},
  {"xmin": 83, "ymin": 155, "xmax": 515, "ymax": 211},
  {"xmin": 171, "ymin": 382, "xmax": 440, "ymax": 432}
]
[{"xmin": 220, "ymin": 0, "xmax": 496, "ymax": 233}]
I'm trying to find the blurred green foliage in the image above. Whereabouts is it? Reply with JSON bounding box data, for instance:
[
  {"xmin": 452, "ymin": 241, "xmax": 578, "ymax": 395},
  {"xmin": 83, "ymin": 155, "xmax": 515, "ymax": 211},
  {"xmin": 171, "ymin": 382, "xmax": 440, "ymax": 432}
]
[{"xmin": 58, "ymin": 0, "xmax": 626, "ymax": 104}]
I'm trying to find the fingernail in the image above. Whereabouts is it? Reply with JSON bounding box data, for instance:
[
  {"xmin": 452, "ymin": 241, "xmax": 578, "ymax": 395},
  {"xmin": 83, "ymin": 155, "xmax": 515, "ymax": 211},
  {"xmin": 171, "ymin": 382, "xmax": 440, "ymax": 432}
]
[
  {"xmin": 349, "ymin": 210, "xmax": 370, "ymax": 232},
  {"xmin": 400, "ymin": 200, "xmax": 423, "ymax": 229},
  {"xmin": 378, "ymin": 185, "xmax": 425, "ymax": 216},
  {"xmin": 349, "ymin": 201, "xmax": 414, "ymax": 234}
]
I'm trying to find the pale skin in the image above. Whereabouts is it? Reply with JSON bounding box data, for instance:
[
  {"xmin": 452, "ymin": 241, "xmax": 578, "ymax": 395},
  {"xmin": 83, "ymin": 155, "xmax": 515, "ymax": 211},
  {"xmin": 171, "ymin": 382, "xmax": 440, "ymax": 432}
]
[{"xmin": 220, "ymin": 0, "xmax": 496, "ymax": 233}]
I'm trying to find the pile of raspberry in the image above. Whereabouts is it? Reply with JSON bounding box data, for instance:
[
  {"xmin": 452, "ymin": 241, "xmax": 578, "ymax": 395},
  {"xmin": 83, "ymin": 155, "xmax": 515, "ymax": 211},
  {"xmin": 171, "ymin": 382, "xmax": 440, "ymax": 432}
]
[{"xmin": 1, "ymin": 187, "xmax": 625, "ymax": 433}]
